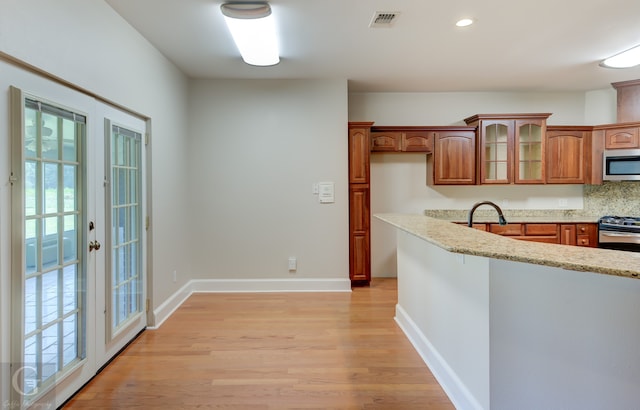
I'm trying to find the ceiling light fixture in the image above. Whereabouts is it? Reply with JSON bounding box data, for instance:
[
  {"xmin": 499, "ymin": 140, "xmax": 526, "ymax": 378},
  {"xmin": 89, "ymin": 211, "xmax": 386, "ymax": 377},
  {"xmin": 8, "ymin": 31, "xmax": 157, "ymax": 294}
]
[
  {"xmin": 601, "ymin": 44, "xmax": 640, "ymax": 68},
  {"xmin": 220, "ymin": 2, "xmax": 279, "ymax": 66},
  {"xmin": 455, "ymin": 18, "xmax": 474, "ymax": 27}
]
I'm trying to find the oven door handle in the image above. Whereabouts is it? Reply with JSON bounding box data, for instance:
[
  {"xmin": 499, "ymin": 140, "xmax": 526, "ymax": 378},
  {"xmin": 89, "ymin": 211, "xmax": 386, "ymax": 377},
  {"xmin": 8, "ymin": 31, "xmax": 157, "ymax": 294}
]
[
  {"xmin": 600, "ymin": 232, "xmax": 640, "ymax": 238},
  {"xmin": 599, "ymin": 230, "xmax": 640, "ymax": 246}
]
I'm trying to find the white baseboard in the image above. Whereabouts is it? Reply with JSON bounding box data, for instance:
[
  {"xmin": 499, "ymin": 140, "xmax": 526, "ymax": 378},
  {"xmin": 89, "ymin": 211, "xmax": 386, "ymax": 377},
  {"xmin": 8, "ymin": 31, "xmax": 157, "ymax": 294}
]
[
  {"xmin": 190, "ymin": 278, "xmax": 352, "ymax": 293},
  {"xmin": 394, "ymin": 304, "xmax": 483, "ymax": 410},
  {"xmin": 150, "ymin": 278, "xmax": 351, "ymax": 329},
  {"xmin": 147, "ymin": 281, "xmax": 194, "ymax": 329}
]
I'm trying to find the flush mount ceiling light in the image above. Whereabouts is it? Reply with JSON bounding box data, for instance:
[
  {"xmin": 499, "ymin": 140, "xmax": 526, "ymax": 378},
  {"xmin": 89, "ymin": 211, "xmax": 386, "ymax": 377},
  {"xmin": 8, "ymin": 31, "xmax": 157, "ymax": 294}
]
[
  {"xmin": 455, "ymin": 18, "xmax": 474, "ymax": 27},
  {"xmin": 601, "ymin": 44, "xmax": 640, "ymax": 68},
  {"xmin": 220, "ymin": 2, "xmax": 279, "ymax": 66}
]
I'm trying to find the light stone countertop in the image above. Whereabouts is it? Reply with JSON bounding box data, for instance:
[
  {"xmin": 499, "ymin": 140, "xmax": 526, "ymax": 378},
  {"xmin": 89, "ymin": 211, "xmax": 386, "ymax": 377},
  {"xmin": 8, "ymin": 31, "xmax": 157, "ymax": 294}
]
[
  {"xmin": 375, "ymin": 213, "xmax": 640, "ymax": 280},
  {"xmin": 423, "ymin": 209, "xmax": 600, "ymax": 223}
]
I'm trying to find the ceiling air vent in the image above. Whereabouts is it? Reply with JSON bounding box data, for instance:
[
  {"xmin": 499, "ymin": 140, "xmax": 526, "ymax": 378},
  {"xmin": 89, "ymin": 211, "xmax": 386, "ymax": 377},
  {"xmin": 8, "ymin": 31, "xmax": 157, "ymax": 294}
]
[{"xmin": 369, "ymin": 11, "xmax": 400, "ymax": 28}]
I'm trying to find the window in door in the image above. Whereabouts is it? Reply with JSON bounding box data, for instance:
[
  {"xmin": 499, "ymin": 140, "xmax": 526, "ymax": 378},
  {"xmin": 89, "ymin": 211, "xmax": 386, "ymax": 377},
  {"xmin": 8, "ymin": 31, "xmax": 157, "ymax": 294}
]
[
  {"xmin": 16, "ymin": 97, "xmax": 86, "ymax": 400},
  {"xmin": 106, "ymin": 123, "xmax": 143, "ymax": 337}
]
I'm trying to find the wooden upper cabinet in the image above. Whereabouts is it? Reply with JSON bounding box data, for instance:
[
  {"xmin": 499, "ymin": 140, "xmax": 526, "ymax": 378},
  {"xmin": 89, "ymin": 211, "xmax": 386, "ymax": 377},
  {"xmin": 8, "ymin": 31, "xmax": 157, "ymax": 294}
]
[
  {"xmin": 546, "ymin": 127, "xmax": 590, "ymax": 184},
  {"xmin": 465, "ymin": 114, "xmax": 550, "ymax": 184},
  {"xmin": 604, "ymin": 126, "xmax": 639, "ymax": 149},
  {"xmin": 371, "ymin": 132, "xmax": 401, "ymax": 152},
  {"xmin": 433, "ymin": 130, "xmax": 476, "ymax": 185},
  {"xmin": 370, "ymin": 130, "xmax": 434, "ymax": 152},
  {"xmin": 349, "ymin": 124, "xmax": 372, "ymax": 183},
  {"xmin": 402, "ymin": 131, "xmax": 434, "ymax": 152}
]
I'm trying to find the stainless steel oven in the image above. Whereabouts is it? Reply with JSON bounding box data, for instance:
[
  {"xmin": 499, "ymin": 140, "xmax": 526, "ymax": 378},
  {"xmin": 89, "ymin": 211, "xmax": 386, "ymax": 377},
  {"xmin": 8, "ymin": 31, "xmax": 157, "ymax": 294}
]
[{"xmin": 598, "ymin": 216, "xmax": 640, "ymax": 252}]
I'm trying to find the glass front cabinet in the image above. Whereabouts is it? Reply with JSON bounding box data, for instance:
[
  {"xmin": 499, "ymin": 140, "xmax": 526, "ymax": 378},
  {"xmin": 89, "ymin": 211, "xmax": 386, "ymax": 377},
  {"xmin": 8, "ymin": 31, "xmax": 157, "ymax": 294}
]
[{"xmin": 465, "ymin": 114, "xmax": 550, "ymax": 184}]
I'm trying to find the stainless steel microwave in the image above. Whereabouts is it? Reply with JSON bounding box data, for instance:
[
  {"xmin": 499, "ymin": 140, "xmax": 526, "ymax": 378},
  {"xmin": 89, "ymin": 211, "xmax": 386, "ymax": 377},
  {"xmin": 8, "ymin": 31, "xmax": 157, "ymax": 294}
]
[{"xmin": 603, "ymin": 149, "xmax": 640, "ymax": 181}]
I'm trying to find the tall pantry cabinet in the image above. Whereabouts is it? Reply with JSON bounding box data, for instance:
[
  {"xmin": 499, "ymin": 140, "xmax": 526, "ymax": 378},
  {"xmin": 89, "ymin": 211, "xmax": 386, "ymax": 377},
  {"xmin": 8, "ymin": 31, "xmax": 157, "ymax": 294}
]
[{"xmin": 348, "ymin": 123, "xmax": 373, "ymax": 285}]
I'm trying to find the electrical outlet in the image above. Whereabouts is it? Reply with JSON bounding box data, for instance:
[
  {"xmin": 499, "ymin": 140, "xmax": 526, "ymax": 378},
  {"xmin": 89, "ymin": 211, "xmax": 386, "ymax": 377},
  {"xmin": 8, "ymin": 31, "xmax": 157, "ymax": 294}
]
[
  {"xmin": 558, "ymin": 198, "xmax": 568, "ymax": 207},
  {"xmin": 288, "ymin": 257, "xmax": 297, "ymax": 272}
]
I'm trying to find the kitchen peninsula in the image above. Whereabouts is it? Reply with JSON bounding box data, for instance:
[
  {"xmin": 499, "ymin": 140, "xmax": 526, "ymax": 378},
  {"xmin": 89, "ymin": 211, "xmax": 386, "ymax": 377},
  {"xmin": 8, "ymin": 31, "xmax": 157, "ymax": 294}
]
[{"xmin": 376, "ymin": 213, "xmax": 640, "ymax": 410}]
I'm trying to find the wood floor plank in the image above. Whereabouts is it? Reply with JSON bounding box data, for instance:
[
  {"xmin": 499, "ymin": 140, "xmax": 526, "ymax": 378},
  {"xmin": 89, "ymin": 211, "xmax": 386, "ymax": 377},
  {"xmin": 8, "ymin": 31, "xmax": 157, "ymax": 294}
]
[{"xmin": 63, "ymin": 278, "xmax": 453, "ymax": 409}]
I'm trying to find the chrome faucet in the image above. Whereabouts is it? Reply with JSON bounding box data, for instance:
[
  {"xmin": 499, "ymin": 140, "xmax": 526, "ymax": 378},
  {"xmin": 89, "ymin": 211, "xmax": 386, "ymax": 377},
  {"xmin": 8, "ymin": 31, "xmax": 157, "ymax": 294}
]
[{"xmin": 467, "ymin": 200, "xmax": 508, "ymax": 227}]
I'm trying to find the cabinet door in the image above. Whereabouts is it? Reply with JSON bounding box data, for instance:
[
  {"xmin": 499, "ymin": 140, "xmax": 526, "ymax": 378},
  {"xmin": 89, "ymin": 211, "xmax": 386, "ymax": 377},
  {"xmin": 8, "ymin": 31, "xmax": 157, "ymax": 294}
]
[
  {"xmin": 479, "ymin": 120, "xmax": 513, "ymax": 184},
  {"xmin": 371, "ymin": 132, "xmax": 401, "ymax": 152},
  {"xmin": 515, "ymin": 119, "xmax": 545, "ymax": 183},
  {"xmin": 349, "ymin": 127, "xmax": 370, "ymax": 183},
  {"xmin": 546, "ymin": 130, "xmax": 586, "ymax": 183},
  {"xmin": 560, "ymin": 224, "xmax": 577, "ymax": 245},
  {"xmin": 605, "ymin": 127, "xmax": 639, "ymax": 149},
  {"xmin": 490, "ymin": 223, "xmax": 523, "ymax": 236},
  {"xmin": 402, "ymin": 132, "xmax": 434, "ymax": 152},
  {"xmin": 433, "ymin": 131, "xmax": 476, "ymax": 184},
  {"xmin": 349, "ymin": 185, "xmax": 370, "ymax": 282}
]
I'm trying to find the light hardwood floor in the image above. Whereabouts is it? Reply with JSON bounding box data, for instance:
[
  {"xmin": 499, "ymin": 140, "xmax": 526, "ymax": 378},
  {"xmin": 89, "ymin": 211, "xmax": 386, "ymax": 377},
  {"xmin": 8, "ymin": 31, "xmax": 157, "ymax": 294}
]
[{"xmin": 64, "ymin": 278, "xmax": 453, "ymax": 409}]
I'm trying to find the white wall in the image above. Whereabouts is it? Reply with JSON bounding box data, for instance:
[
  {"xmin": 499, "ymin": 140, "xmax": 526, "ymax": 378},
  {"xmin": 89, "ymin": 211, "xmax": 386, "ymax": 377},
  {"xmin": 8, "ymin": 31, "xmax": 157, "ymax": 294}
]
[
  {"xmin": 0, "ymin": 0, "xmax": 191, "ymax": 312},
  {"xmin": 187, "ymin": 79, "xmax": 349, "ymax": 282},
  {"xmin": 0, "ymin": 0, "xmax": 190, "ymax": 402},
  {"xmin": 349, "ymin": 90, "xmax": 616, "ymax": 276}
]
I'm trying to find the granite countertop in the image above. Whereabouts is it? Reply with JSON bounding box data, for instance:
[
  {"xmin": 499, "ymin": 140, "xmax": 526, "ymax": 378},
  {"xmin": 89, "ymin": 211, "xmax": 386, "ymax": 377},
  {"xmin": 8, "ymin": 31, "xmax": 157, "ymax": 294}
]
[
  {"xmin": 423, "ymin": 209, "xmax": 600, "ymax": 223},
  {"xmin": 375, "ymin": 213, "xmax": 640, "ymax": 280}
]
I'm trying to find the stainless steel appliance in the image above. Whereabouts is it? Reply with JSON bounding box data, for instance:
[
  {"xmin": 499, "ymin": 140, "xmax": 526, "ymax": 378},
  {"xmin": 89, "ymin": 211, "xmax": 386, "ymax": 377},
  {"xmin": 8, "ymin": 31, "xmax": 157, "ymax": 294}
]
[
  {"xmin": 603, "ymin": 149, "xmax": 640, "ymax": 181},
  {"xmin": 598, "ymin": 216, "xmax": 640, "ymax": 252}
]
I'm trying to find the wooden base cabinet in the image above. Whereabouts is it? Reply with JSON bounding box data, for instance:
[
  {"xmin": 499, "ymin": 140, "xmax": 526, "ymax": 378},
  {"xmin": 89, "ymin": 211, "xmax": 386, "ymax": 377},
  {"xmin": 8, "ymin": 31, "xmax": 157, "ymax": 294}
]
[
  {"xmin": 469, "ymin": 222, "xmax": 598, "ymax": 247},
  {"xmin": 349, "ymin": 185, "xmax": 370, "ymax": 283}
]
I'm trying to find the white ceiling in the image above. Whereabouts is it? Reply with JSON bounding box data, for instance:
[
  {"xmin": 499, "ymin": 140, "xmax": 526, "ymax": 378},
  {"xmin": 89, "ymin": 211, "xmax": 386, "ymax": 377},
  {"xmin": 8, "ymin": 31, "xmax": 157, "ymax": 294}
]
[{"xmin": 105, "ymin": 0, "xmax": 640, "ymax": 93}]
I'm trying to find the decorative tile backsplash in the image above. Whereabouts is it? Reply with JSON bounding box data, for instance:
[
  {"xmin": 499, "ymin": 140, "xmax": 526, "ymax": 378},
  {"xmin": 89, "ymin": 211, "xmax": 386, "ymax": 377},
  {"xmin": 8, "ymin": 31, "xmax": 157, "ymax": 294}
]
[{"xmin": 584, "ymin": 182, "xmax": 640, "ymax": 216}]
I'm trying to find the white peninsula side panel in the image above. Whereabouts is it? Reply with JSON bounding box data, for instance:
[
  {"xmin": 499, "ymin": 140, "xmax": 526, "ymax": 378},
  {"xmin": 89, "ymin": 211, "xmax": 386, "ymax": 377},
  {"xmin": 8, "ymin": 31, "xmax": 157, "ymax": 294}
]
[
  {"xmin": 489, "ymin": 259, "xmax": 640, "ymax": 410},
  {"xmin": 395, "ymin": 230, "xmax": 491, "ymax": 409},
  {"xmin": 393, "ymin": 229, "xmax": 640, "ymax": 410}
]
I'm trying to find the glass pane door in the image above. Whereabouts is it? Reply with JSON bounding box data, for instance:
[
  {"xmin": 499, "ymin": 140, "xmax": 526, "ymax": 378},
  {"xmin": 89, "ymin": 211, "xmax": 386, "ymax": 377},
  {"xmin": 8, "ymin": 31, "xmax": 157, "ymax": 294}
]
[
  {"xmin": 517, "ymin": 123, "xmax": 543, "ymax": 181},
  {"xmin": 483, "ymin": 123, "xmax": 509, "ymax": 182},
  {"xmin": 107, "ymin": 124, "xmax": 143, "ymax": 337},
  {"xmin": 19, "ymin": 98, "xmax": 85, "ymax": 402}
]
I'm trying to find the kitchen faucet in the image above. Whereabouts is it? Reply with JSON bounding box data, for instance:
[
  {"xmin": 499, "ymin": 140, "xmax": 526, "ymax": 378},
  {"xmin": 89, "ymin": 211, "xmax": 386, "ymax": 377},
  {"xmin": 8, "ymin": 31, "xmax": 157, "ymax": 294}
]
[{"xmin": 467, "ymin": 200, "xmax": 508, "ymax": 227}]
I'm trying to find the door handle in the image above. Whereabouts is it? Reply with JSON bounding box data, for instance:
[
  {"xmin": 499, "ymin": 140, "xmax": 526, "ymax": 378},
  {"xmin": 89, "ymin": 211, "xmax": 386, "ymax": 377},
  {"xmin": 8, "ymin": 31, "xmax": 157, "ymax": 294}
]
[{"xmin": 89, "ymin": 241, "xmax": 101, "ymax": 252}]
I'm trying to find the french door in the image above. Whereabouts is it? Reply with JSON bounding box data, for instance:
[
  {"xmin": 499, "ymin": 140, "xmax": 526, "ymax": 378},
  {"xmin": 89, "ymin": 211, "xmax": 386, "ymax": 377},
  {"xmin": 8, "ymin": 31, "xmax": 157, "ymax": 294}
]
[
  {"xmin": 10, "ymin": 87, "xmax": 147, "ymax": 409},
  {"xmin": 96, "ymin": 107, "xmax": 147, "ymax": 368}
]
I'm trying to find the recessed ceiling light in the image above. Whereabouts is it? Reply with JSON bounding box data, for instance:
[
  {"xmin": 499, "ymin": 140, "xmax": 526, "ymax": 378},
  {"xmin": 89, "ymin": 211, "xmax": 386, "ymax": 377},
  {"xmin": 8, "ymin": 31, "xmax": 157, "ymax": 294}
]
[
  {"xmin": 601, "ymin": 44, "xmax": 640, "ymax": 68},
  {"xmin": 455, "ymin": 18, "xmax": 474, "ymax": 27}
]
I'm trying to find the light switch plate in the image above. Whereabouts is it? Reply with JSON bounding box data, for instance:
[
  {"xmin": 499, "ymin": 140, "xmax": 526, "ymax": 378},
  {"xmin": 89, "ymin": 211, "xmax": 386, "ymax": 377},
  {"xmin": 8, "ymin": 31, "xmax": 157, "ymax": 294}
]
[{"xmin": 318, "ymin": 182, "xmax": 335, "ymax": 203}]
